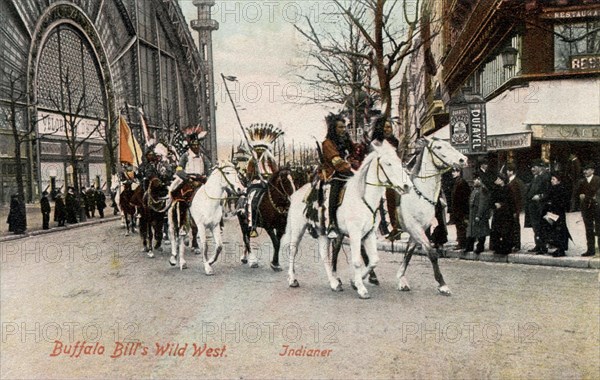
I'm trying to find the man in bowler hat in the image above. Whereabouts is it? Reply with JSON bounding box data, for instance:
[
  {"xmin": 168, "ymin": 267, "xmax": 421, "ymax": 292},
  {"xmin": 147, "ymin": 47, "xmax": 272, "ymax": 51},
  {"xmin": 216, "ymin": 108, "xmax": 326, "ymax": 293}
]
[
  {"xmin": 525, "ymin": 159, "xmax": 550, "ymax": 253},
  {"xmin": 575, "ymin": 162, "xmax": 600, "ymax": 256}
]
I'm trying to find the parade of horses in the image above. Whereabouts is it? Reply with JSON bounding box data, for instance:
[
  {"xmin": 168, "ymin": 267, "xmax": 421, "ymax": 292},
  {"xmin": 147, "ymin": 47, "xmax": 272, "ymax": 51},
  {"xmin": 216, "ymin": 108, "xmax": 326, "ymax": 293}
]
[{"xmin": 109, "ymin": 106, "xmax": 469, "ymax": 300}]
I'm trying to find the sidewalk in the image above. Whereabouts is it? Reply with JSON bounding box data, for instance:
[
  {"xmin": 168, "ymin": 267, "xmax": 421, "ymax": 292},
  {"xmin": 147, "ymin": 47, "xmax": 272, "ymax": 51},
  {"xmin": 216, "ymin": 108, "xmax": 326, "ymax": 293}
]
[
  {"xmin": 0, "ymin": 202, "xmax": 119, "ymax": 242},
  {"xmin": 349, "ymin": 212, "xmax": 600, "ymax": 270}
]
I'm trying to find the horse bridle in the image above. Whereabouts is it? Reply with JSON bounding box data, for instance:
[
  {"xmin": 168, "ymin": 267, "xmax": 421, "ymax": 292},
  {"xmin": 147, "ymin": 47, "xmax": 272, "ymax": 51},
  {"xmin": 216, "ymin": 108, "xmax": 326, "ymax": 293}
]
[
  {"xmin": 267, "ymin": 171, "xmax": 295, "ymax": 214},
  {"xmin": 203, "ymin": 165, "xmax": 242, "ymax": 200},
  {"xmin": 366, "ymin": 157, "xmax": 410, "ymax": 196}
]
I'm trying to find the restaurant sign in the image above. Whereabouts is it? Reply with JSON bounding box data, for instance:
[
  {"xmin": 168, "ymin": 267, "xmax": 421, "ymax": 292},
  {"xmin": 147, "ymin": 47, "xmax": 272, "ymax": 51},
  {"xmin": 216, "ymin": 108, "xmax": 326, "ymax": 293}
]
[
  {"xmin": 570, "ymin": 54, "xmax": 600, "ymax": 71},
  {"xmin": 487, "ymin": 132, "xmax": 531, "ymax": 151},
  {"xmin": 449, "ymin": 102, "xmax": 487, "ymax": 154},
  {"xmin": 531, "ymin": 124, "xmax": 600, "ymax": 141}
]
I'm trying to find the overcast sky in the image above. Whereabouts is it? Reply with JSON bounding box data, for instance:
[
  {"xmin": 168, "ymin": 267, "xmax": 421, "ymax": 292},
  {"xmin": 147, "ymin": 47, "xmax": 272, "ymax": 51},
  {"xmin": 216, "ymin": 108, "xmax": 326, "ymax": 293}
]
[{"xmin": 179, "ymin": 1, "xmax": 343, "ymax": 158}]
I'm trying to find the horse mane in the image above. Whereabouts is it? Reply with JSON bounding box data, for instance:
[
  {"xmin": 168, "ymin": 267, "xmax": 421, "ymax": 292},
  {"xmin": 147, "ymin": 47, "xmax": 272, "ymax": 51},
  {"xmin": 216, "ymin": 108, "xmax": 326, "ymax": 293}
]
[
  {"xmin": 410, "ymin": 147, "xmax": 425, "ymax": 180},
  {"xmin": 351, "ymin": 147, "xmax": 378, "ymax": 200}
]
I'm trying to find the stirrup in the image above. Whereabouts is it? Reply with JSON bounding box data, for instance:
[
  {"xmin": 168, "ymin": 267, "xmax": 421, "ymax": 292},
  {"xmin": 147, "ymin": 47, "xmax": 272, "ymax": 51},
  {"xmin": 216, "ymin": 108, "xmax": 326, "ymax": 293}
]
[
  {"xmin": 249, "ymin": 229, "xmax": 258, "ymax": 238},
  {"xmin": 386, "ymin": 228, "xmax": 402, "ymax": 241}
]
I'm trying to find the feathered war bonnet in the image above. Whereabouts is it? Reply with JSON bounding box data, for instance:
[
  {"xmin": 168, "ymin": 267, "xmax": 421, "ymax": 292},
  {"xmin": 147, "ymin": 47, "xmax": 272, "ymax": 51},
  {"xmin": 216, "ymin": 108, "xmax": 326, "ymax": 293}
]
[
  {"xmin": 182, "ymin": 125, "xmax": 208, "ymax": 145},
  {"xmin": 246, "ymin": 123, "xmax": 284, "ymax": 151}
]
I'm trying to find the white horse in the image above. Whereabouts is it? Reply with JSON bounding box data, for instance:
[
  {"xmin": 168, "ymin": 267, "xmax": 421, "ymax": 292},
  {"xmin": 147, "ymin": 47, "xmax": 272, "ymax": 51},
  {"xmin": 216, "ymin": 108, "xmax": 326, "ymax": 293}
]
[
  {"xmin": 169, "ymin": 162, "xmax": 245, "ymax": 275},
  {"xmin": 284, "ymin": 140, "xmax": 413, "ymax": 299},
  {"xmin": 396, "ymin": 137, "xmax": 467, "ymax": 295}
]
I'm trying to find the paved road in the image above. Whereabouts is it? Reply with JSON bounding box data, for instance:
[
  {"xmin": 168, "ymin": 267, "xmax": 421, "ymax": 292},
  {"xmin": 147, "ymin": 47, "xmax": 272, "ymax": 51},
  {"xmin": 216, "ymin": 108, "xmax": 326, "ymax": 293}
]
[{"xmin": 1, "ymin": 218, "xmax": 598, "ymax": 379}]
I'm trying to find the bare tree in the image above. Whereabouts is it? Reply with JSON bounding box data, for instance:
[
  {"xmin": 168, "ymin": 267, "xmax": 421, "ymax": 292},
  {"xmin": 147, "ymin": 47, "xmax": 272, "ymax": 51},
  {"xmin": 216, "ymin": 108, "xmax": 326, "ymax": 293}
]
[
  {"xmin": 296, "ymin": 0, "xmax": 435, "ymax": 118},
  {"xmin": 46, "ymin": 67, "xmax": 104, "ymax": 220},
  {"xmin": 0, "ymin": 68, "xmax": 51, "ymax": 203}
]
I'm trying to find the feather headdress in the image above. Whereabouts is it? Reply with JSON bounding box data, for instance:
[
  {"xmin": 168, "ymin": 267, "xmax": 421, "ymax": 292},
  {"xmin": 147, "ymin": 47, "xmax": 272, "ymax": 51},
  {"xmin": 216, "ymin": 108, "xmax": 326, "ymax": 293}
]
[
  {"xmin": 246, "ymin": 123, "xmax": 284, "ymax": 150},
  {"xmin": 181, "ymin": 125, "xmax": 207, "ymax": 142}
]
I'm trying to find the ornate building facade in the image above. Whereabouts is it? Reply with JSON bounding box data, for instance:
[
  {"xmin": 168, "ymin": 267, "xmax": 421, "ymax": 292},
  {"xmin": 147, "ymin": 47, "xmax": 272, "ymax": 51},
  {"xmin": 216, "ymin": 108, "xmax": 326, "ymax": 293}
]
[
  {"xmin": 403, "ymin": 0, "xmax": 600, "ymax": 181},
  {"xmin": 0, "ymin": 0, "xmax": 216, "ymax": 203}
]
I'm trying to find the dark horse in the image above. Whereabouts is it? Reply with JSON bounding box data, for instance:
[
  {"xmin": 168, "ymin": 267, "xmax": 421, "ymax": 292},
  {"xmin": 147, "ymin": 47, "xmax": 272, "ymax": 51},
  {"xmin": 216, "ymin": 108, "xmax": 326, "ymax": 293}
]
[
  {"xmin": 131, "ymin": 177, "xmax": 170, "ymax": 257},
  {"xmin": 119, "ymin": 182, "xmax": 137, "ymax": 236},
  {"xmin": 238, "ymin": 168, "xmax": 296, "ymax": 271}
]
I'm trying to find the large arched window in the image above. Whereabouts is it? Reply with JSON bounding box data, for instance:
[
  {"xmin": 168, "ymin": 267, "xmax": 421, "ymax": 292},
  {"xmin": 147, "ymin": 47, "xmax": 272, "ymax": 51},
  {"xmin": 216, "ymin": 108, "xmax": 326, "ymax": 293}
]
[{"xmin": 37, "ymin": 24, "xmax": 106, "ymax": 120}]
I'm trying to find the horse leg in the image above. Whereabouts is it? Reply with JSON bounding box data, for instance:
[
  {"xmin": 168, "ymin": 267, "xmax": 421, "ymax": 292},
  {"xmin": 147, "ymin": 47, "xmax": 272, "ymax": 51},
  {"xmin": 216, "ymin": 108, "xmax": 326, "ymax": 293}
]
[
  {"xmin": 330, "ymin": 236, "xmax": 344, "ymax": 284},
  {"xmin": 191, "ymin": 220, "xmax": 200, "ymax": 254},
  {"xmin": 284, "ymin": 224, "xmax": 306, "ymax": 288},
  {"xmin": 196, "ymin": 226, "xmax": 212, "ymax": 275},
  {"xmin": 168, "ymin": 206, "xmax": 179, "ymax": 267},
  {"xmin": 349, "ymin": 233, "xmax": 370, "ymax": 299},
  {"xmin": 396, "ymin": 237, "xmax": 417, "ymax": 291},
  {"xmin": 359, "ymin": 243, "xmax": 379, "ymax": 285},
  {"xmin": 266, "ymin": 228, "xmax": 282, "ymax": 272},
  {"xmin": 317, "ymin": 236, "xmax": 343, "ymax": 292},
  {"xmin": 208, "ymin": 224, "xmax": 223, "ymax": 266},
  {"xmin": 237, "ymin": 214, "xmax": 251, "ymax": 264},
  {"xmin": 360, "ymin": 234, "xmax": 380, "ymax": 283},
  {"xmin": 425, "ymin": 241, "xmax": 450, "ymax": 295},
  {"xmin": 153, "ymin": 216, "xmax": 163, "ymax": 251},
  {"xmin": 124, "ymin": 214, "xmax": 130, "ymax": 236}
]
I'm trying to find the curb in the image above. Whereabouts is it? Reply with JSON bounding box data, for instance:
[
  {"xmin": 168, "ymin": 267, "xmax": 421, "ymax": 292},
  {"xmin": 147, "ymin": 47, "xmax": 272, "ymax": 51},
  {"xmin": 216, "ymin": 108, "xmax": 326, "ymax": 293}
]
[
  {"xmin": 0, "ymin": 216, "xmax": 120, "ymax": 243},
  {"xmin": 341, "ymin": 240, "xmax": 600, "ymax": 270}
]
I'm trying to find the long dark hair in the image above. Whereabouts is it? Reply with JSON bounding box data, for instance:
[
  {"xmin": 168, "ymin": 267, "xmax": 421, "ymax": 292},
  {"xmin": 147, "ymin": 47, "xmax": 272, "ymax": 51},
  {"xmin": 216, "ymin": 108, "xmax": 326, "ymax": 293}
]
[
  {"xmin": 370, "ymin": 115, "xmax": 399, "ymax": 147},
  {"xmin": 325, "ymin": 113, "xmax": 353, "ymax": 156}
]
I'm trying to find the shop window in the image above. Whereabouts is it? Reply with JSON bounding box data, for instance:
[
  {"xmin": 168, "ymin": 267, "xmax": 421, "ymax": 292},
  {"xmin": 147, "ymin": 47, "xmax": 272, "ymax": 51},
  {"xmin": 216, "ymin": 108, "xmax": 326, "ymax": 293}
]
[{"xmin": 554, "ymin": 21, "xmax": 600, "ymax": 71}]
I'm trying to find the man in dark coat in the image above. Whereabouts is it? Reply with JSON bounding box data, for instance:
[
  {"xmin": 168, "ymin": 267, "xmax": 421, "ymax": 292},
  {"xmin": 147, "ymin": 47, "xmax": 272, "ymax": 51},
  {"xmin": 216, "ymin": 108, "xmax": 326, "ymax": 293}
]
[
  {"xmin": 85, "ymin": 187, "xmax": 96, "ymax": 218},
  {"xmin": 40, "ymin": 191, "xmax": 51, "ymax": 230},
  {"xmin": 566, "ymin": 153, "xmax": 581, "ymax": 211},
  {"xmin": 450, "ymin": 166, "xmax": 471, "ymax": 250},
  {"xmin": 95, "ymin": 187, "xmax": 106, "ymax": 218},
  {"xmin": 54, "ymin": 193, "xmax": 66, "ymax": 227},
  {"xmin": 477, "ymin": 158, "xmax": 496, "ymax": 193},
  {"xmin": 65, "ymin": 187, "xmax": 78, "ymax": 224},
  {"xmin": 465, "ymin": 174, "xmax": 491, "ymax": 254},
  {"xmin": 525, "ymin": 159, "xmax": 550, "ymax": 253},
  {"xmin": 541, "ymin": 172, "xmax": 572, "ymax": 257},
  {"xmin": 576, "ymin": 162, "xmax": 600, "ymax": 256},
  {"xmin": 507, "ymin": 164, "xmax": 525, "ymax": 251},
  {"xmin": 7, "ymin": 194, "xmax": 26, "ymax": 234},
  {"xmin": 490, "ymin": 174, "xmax": 516, "ymax": 255}
]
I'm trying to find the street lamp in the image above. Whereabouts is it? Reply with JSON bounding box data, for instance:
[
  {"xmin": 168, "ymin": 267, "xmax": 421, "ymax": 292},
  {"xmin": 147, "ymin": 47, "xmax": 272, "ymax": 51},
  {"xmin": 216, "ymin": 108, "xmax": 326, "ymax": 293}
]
[{"xmin": 501, "ymin": 45, "xmax": 519, "ymax": 69}]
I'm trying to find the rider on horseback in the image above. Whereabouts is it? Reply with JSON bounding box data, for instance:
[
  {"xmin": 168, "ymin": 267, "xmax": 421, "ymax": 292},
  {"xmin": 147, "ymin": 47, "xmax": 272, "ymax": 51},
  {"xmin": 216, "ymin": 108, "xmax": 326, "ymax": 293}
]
[
  {"xmin": 168, "ymin": 125, "xmax": 211, "ymax": 198},
  {"xmin": 245, "ymin": 123, "xmax": 283, "ymax": 238},
  {"xmin": 321, "ymin": 113, "xmax": 358, "ymax": 239}
]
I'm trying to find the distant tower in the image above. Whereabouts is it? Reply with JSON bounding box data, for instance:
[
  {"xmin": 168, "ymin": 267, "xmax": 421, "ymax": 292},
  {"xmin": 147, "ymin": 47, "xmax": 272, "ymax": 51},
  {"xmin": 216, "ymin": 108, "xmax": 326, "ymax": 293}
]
[{"xmin": 191, "ymin": 0, "xmax": 219, "ymax": 163}]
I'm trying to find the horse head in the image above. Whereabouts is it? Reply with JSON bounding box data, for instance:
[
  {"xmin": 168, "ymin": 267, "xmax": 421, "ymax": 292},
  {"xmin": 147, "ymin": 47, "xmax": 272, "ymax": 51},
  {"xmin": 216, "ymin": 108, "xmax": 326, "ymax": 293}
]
[
  {"xmin": 423, "ymin": 137, "xmax": 468, "ymax": 170},
  {"xmin": 269, "ymin": 168, "xmax": 296, "ymax": 200},
  {"xmin": 369, "ymin": 140, "xmax": 413, "ymax": 195},
  {"xmin": 216, "ymin": 161, "xmax": 246, "ymax": 195}
]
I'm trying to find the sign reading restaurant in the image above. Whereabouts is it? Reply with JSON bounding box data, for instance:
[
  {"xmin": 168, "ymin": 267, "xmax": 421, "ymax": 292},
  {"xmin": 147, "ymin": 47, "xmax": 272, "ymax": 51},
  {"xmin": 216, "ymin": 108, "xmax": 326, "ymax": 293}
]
[
  {"xmin": 449, "ymin": 102, "xmax": 487, "ymax": 154},
  {"xmin": 570, "ymin": 54, "xmax": 600, "ymax": 71},
  {"xmin": 38, "ymin": 111, "xmax": 104, "ymax": 141}
]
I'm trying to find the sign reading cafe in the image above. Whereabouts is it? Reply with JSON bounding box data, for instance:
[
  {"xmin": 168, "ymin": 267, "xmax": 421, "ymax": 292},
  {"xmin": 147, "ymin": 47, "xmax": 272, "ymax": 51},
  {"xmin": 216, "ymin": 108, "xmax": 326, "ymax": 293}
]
[
  {"xmin": 449, "ymin": 102, "xmax": 487, "ymax": 154},
  {"xmin": 37, "ymin": 111, "xmax": 104, "ymax": 141}
]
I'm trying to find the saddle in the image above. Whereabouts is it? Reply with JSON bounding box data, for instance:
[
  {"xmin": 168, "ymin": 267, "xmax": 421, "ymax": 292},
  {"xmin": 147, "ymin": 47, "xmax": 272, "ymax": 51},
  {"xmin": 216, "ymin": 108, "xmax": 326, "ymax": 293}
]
[
  {"xmin": 303, "ymin": 179, "xmax": 346, "ymax": 237},
  {"xmin": 171, "ymin": 178, "xmax": 205, "ymax": 203}
]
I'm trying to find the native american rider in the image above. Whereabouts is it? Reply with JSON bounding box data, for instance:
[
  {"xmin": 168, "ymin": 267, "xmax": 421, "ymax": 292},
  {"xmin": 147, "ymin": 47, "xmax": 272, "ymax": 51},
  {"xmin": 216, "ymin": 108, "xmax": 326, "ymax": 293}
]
[
  {"xmin": 168, "ymin": 125, "xmax": 211, "ymax": 200},
  {"xmin": 245, "ymin": 123, "xmax": 283, "ymax": 237}
]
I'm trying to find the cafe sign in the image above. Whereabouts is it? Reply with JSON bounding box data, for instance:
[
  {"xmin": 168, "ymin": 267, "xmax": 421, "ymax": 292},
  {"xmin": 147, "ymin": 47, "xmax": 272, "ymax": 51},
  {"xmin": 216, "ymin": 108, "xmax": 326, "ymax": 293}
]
[
  {"xmin": 487, "ymin": 132, "xmax": 531, "ymax": 151},
  {"xmin": 38, "ymin": 111, "xmax": 104, "ymax": 141},
  {"xmin": 449, "ymin": 102, "xmax": 487, "ymax": 154},
  {"xmin": 530, "ymin": 124, "xmax": 600, "ymax": 141}
]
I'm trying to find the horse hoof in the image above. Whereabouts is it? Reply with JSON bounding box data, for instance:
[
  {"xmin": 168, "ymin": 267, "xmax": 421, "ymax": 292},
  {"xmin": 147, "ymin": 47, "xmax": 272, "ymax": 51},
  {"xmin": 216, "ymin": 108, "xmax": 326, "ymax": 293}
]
[
  {"xmin": 241, "ymin": 258, "xmax": 248, "ymax": 264},
  {"xmin": 194, "ymin": 248, "xmax": 201, "ymax": 255},
  {"xmin": 358, "ymin": 291, "xmax": 371, "ymax": 299},
  {"xmin": 350, "ymin": 280, "xmax": 358, "ymax": 291},
  {"xmin": 270, "ymin": 263, "xmax": 282, "ymax": 272},
  {"xmin": 438, "ymin": 286, "xmax": 452, "ymax": 296},
  {"xmin": 337, "ymin": 278, "xmax": 342, "ymax": 286},
  {"xmin": 399, "ymin": 285, "xmax": 411, "ymax": 291},
  {"xmin": 289, "ymin": 279, "xmax": 299, "ymax": 288},
  {"xmin": 124, "ymin": 232, "xmax": 129, "ymax": 237},
  {"xmin": 205, "ymin": 270, "xmax": 214, "ymax": 276},
  {"xmin": 169, "ymin": 256, "xmax": 177, "ymax": 266},
  {"xmin": 146, "ymin": 252, "xmax": 155, "ymax": 258},
  {"xmin": 180, "ymin": 262, "xmax": 188, "ymax": 270},
  {"xmin": 250, "ymin": 262, "xmax": 259, "ymax": 269},
  {"xmin": 331, "ymin": 283, "xmax": 343, "ymax": 292},
  {"xmin": 369, "ymin": 277, "xmax": 380, "ymax": 286}
]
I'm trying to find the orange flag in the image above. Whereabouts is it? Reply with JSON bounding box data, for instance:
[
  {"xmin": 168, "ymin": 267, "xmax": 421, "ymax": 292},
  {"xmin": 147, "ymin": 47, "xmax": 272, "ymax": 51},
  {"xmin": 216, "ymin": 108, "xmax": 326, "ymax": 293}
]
[{"xmin": 119, "ymin": 116, "xmax": 142, "ymax": 168}]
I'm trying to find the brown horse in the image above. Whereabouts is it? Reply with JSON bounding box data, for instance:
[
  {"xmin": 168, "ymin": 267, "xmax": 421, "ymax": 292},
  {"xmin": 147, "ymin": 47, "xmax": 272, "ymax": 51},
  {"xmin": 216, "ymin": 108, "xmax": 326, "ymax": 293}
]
[
  {"xmin": 118, "ymin": 182, "xmax": 137, "ymax": 236},
  {"xmin": 238, "ymin": 168, "xmax": 296, "ymax": 271},
  {"xmin": 131, "ymin": 177, "xmax": 170, "ymax": 257}
]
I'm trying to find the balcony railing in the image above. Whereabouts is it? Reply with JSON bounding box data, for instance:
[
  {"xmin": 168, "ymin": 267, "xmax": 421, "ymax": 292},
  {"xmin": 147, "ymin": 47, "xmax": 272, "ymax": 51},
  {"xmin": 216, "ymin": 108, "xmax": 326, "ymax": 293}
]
[{"xmin": 191, "ymin": 19, "xmax": 219, "ymax": 31}]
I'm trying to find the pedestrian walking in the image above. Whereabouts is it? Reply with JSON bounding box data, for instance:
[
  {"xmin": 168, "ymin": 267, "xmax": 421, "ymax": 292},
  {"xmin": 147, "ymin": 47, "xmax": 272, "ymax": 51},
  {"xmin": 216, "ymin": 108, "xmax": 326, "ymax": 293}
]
[
  {"xmin": 575, "ymin": 162, "xmax": 600, "ymax": 257},
  {"xmin": 54, "ymin": 193, "xmax": 66, "ymax": 227},
  {"xmin": 65, "ymin": 187, "xmax": 78, "ymax": 224},
  {"xmin": 450, "ymin": 165, "xmax": 470, "ymax": 250},
  {"xmin": 6, "ymin": 194, "xmax": 26, "ymax": 234},
  {"xmin": 541, "ymin": 172, "xmax": 572, "ymax": 257},
  {"xmin": 465, "ymin": 174, "xmax": 491, "ymax": 254},
  {"xmin": 525, "ymin": 159, "xmax": 550, "ymax": 253},
  {"xmin": 490, "ymin": 173, "xmax": 515, "ymax": 255},
  {"xmin": 95, "ymin": 187, "xmax": 106, "ymax": 218},
  {"xmin": 507, "ymin": 163, "xmax": 525, "ymax": 251},
  {"xmin": 85, "ymin": 187, "xmax": 96, "ymax": 218},
  {"xmin": 40, "ymin": 191, "xmax": 51, "ymax": 230}
]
